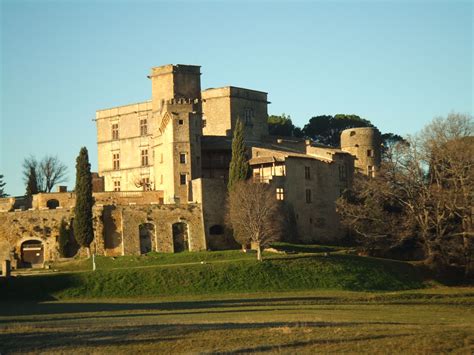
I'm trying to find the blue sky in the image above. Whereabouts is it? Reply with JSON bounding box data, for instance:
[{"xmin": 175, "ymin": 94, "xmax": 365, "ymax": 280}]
[{"xmin": 1, "ymin": 0, "xmax": 472, "ymax": 196}]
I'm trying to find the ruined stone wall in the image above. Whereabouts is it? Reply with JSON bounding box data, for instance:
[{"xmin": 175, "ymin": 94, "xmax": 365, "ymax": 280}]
[
  {"xmin": 119, "ymin": 203, "xmax": 206, "ymax": 255},
  {"xmin": 192, "ymin": 178, "xmax": 237, "ymax": 250}
]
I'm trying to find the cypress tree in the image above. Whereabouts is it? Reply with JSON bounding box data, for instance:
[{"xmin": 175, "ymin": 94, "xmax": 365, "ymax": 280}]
[
  {"xmin": 228, "ymin": 118, "xmax": 249, "ymax": 191},
  {"xmin": 73, "ymin": 147, "xmax": 94, "ymax": 257},
  {"xmin": 0, "ymin": 174, "xmax": 7, "ymax": 198},
  {"xmin": 25, "ymin": 166, "xmax": 39, "ymax": 198},
  {"xmin": 58, "ymin": 218, "xmax": 69, "ymax": 257}
]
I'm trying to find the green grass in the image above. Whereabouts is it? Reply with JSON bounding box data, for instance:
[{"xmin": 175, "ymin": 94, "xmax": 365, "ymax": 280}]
[
  {"xmin": 49, "ymin": 249, "xmax": 256, "ymax": 272},
  {"xmin": 2, "ymin": 253, "xmax": 424, "ymax": 300},
  {"xmin": 1, "ymin": 288, "xmax": 473, "ymax": 354}
]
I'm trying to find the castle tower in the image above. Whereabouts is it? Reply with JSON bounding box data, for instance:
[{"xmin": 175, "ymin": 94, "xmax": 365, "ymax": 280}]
[
  {"xmin": 150, "ymin": 65, "xmax": 203, "ymax": 203},
  {"xmin": 340, "ymin": 127, "xmax": 381, "ymax": 177}
]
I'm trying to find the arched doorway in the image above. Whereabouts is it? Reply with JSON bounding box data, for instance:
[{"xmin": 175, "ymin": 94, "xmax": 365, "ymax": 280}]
[
  {"xmin": 172, "ymin": 222, "xmax": 189, "ymax": 252},
  {"xmin": 21, "ymin": 240, "xmax": 44, "ymax": 267},
  {"xmin": 139, "ymin": 223, "xmax": 154, "ymax": 254},
  {"xmin": 46, "ymin": 199, "xmax": 59, "ymax": 209}
]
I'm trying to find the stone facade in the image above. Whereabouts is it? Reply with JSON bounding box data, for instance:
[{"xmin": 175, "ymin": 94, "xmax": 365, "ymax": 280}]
[{"xmin": 0, "ymin": 63, "xmax": 381, "ymax": 268}]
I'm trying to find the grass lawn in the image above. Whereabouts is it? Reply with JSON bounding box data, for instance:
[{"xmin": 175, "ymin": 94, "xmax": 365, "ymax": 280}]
[{"xmin": 1, "ymin": 288, "xmax": 473, "ymax": 353}]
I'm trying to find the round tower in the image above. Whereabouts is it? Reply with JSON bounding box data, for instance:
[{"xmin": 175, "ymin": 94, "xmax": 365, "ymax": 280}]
[{"xmin": 340, "ymin": 127, "xmax": 382, "ymax": 177}]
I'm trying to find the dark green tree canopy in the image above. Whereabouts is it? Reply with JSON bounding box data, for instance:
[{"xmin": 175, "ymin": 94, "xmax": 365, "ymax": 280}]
[
  {"xmin": 228, "ymin": 119, "xmax": 250, "ymax": 191},
  {"xmin": 303, "ymin": 114, "xmax": 374, "ymax": 147},
  {"xmin": 0, "ymin": 174, "xmax": 7, "ymax": 198},
  {"xmin": 26, "ymin": 166, "xmax": 39, "ymax": 198},
  {"xmin": 73, "ymin": 147, "xmax": 94, "ymax": 254},
  {"xmin": 268, "ymin": 114, "xmax": 304, "ymax": 138}
]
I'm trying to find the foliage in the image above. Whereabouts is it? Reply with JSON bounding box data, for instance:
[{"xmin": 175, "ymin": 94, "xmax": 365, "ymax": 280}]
[
  {"xmin": 228, "ymin": 118, "xmax": 249, "ymax": 191},
  {"xmin": 0, "ymin": 174, "xmax": 7, "ymax": 198},
  {"xmin": 381, "ymin": 133, "xmax": 408, "ymax": 161},
  {"xmin": 338, "ymin": 113, "xmax": 473, "ymax": 276},
  {"xmin": 227, "ymin": 181, "xmax": 284, "ymax": 260},
  {"xmin": 302, "ymin": 114, "xmax": 373, "ymax": 147},
  {"xmin": 267, "ymin": 113, "xmax": 303, "ymax": 137},
  {"xmin": 25, "ymin": 166, "xmax": 39, "ymax": 198},
  {"xmin": 58, "ymin": 219, "xmax": 69, "ymax": 258},
  {"xmin": 73, "ymin": 147, "xmax": 94, "ymax": 256},
  {"xmin": 22, "ymin": 155, "xmax": 68, "ymax": 193}
]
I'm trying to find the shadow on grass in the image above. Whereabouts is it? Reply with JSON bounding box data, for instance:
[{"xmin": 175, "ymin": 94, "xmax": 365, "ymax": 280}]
[{"xmin": 0, "ymin": 321, "xmax": 411, "ymax": 353}]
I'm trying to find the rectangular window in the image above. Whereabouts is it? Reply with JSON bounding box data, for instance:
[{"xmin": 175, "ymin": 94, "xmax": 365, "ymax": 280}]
[
  {"xmin": 178, "ymin": 119, "xmax": 184, "ymax": 125},
  {"xmin": 140, "ymin": 119, "xmax": 148, "ymax": 136},
  {"xmin": 180, "ymin": 173, "xmax": 187, "ymax": 185},
  {"xmin": 339, "ymin": 165, "xmax": 346, "ymax": 180},
  {"xmin": 112, "ymin": 123, "xmax": 119, "ymax": 140},
  {"xmin": 141, "ymin": 149, "xmax": 149, "ymax": 166},
  {"xmin": 141, "ymin": 177, "xmax": 150, "ymax": 191},
  {"xmin": 305, "ymin": 166, "xmax": 311, "ymax": 180},
  {"xmin": 180, "ymin": 153, "xmax": 187, "ymax": 164},
  {"xmin": 160, "ymin": 153, "xmax": 163, "ymax": 164},
  {"xmin": 113, "ymin": 180, "xmax": 120, "ymax": 191},
  {"xmin": 113, "ymin": 153, "xmax": 120, "ymax": 170},
  {"xmin": 305, "ymin": 189, "xmax": 312, "ymax": 203},
  {"xmin": 276, "ymin": 187, "xmax": 285, "ymax": 201},
  {"xmin": 367, "ymin": 149, "xmax": 374, "ymax": 157},
  {"xmin": 244, "ymin": 108, "xmax": 253, "ymax": 126},
  {"xmin": 160, "ymin": 174, "xmax": 163, "ymax": 184},
  {"xmin": 202, "ymin": 119, "xmax": 207, "ymax": 128},
  {"xmin": 368, "ymin": 165, "xmax": 375, "ymax": 178}
]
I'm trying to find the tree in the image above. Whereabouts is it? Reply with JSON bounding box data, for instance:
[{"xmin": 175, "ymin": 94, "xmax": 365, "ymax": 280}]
[
  {"xmin": 381, "ymin": 133, "xmax": 407, "ymax": 162},
  {"xmin": 0, "ymin": 174, "xmax": 7, "ymax": 198},
  {"xmin": 25, "ymin": 166, "xmax": 39, "ymax": 198},
  {"xmin": 73, "ymin": 147, "xmax": 94, "ymax": 257},
  {"xmin": 22, "ymin": 155, "xmax": 68, "ymax": 193},
  {"xmin": 58, "ymin": 219, "xmax": 69, "ymax": 258},
  {"xmin": 337, "ymin": 113, "xmax": 473, "ymax": 276},
  {"xmin": 302, "ymin": 114, "xmax": 373, "ymax": 147},
  {"xmin": 268, "ymin": 114, "xmax": 304, "ymax": 137},
  {"xmin": 227, "ymin": 181, "xmax": 284, "ymax": 261},
  {"xmin": 228, "ymin": 118, "xmax": 250, "ymax": 191}
]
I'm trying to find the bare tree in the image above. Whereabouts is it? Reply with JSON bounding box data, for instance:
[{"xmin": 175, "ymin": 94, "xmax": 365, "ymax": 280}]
[
  {"xmin": 227, "ymin": 181, "xmax": 284, "ymax": 261},
  {"xmin": 23, "ymin": 155, "xmax": 68, "ymax": 193},
  {"xmin": 338, "ymin": 113, "xmax": 473, "ymax": 275}
]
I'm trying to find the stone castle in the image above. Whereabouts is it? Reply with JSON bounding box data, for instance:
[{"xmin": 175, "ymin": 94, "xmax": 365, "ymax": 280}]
[{"xmin": 0, "ymin": 64, "xmax": 381, "ymax": 268}]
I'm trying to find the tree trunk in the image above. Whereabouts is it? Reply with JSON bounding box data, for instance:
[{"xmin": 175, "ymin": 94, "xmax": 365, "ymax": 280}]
[
  {"xmin": 256, "ymin": 244, "xmax": 262, "ymax": 261},
  {"xmin": 463, "ymin": 232, "xmax": 472, "ymax": 277}
]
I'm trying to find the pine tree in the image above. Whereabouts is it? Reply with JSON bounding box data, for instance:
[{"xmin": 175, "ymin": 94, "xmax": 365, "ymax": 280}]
[
  {"xmin": 73, "ymin": 147, "xmax": 94, "ymax": 257},
  {"xmin": 228, "ymin": 118, "xmax": 249, "ymax": 191},
  {"xmin": 58, "ymin": 218, "xmax": 69, "ymax": 257},
  {"xmin": 25, "ymin": 166, "xmax": 39, "ymax": 198},
  {"xmin": 0, "ymin": 174, "xmax": 7, "ymax": 198}
]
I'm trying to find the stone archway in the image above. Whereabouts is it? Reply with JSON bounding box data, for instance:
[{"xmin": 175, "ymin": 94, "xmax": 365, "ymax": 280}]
[
  {"xmin": 172, "ymin": 222, "xmax": 189, "ymax": 253},
  {"xmin": 21, "ymin": 240, "xmax": 44, "ymax": 267},
  {"xmin": 139, "ymin": 223, "xmax": 154, "ymax": 254},
  {"xmin": 46, "ymin": 199, "xmax": 60, "ymax": 209}
]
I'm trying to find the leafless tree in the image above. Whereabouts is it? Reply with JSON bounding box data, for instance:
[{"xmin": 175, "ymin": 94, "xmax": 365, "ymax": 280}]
[
  {"xmin": 23, "ymin": 155, "xmax": 68, "ymax": 193},
  {"xmin": 227, "ymin": 181, "xmax": 284, "ymax": 261},
  {"xmin": 338, "ymin": 113, "xmax": 473, "ymax": 275}
]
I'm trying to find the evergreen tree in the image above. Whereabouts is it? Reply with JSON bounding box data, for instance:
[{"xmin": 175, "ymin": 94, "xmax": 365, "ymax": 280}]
[
  {"xmin": 25, "ymin": 166, "xmax": 39, "ymax": 198},
  {"xmin": 228, "ymin": 118, "xmax": 249, "ymax": 190},
  {"xmin": 0, "ymin": 174, "xmax": 7, "ymax": 198},
  {"xmin": 58, "ymin": 218, "xmax": 69, "ymax": 257},
  {"xmin": 73, "ymin": 147, "xmax": 94, "ymax": 257}
]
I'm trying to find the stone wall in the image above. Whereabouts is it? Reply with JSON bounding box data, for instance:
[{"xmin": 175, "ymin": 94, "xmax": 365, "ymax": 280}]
[
  {"xmin": 192, "ymin": 178, "xmax": 237, "ymax": 250},
  {"xmin": 0, "ymin": 200, "xmax": 207, "ymax": 265}
]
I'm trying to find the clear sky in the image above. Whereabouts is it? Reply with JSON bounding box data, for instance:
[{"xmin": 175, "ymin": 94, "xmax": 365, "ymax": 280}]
[{"xmin": 1, "ymin": 0, "xmax": 472, "ymax": 196}]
